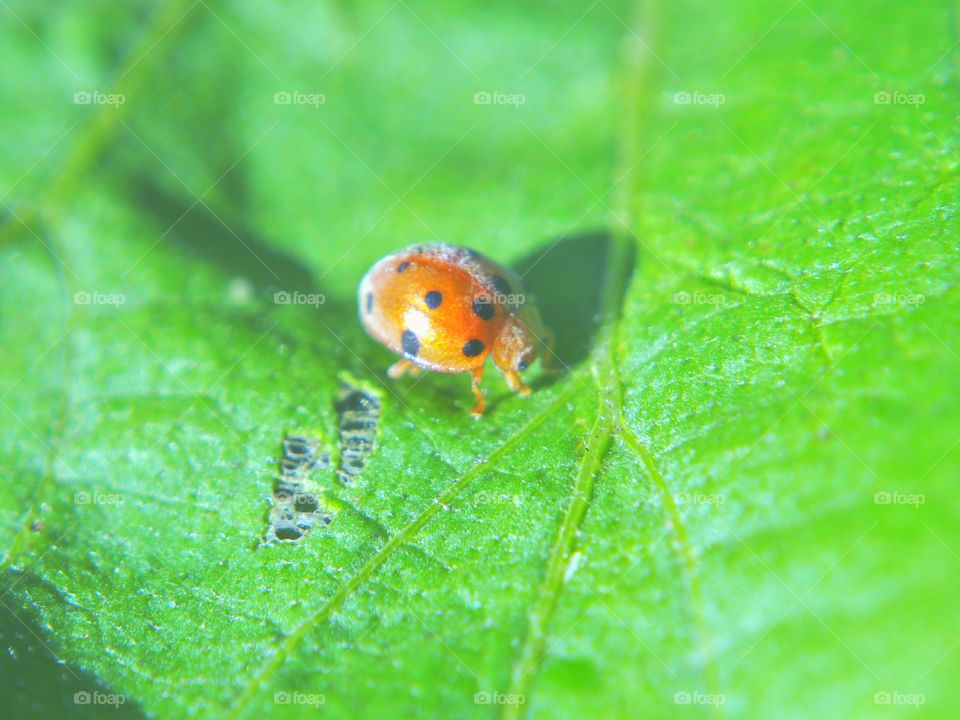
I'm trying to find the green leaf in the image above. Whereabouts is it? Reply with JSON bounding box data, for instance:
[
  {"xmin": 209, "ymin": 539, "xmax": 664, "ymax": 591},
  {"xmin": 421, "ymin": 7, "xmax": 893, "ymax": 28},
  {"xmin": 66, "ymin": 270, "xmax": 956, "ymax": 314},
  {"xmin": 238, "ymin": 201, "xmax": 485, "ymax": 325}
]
[{"xmin": 2, "ymin": 0, "xmax": 958, "ymax": 718}]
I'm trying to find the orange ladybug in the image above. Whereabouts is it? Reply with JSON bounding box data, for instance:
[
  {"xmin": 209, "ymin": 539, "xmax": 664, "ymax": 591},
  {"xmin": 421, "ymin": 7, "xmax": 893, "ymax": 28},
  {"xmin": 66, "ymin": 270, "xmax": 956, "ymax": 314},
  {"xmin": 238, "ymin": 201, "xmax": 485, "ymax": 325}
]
[{"xmin": 358, "ymin": 243, "xmax": 549, "ymax": 416}]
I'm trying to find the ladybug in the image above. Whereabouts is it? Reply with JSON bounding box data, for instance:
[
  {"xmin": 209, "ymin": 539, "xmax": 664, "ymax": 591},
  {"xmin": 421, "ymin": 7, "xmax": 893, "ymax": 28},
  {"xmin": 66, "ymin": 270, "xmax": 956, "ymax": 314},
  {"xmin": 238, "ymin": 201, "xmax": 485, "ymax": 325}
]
[{"xmin": 358, "ymin": 243, "xmax": 550, "ymax": 416}]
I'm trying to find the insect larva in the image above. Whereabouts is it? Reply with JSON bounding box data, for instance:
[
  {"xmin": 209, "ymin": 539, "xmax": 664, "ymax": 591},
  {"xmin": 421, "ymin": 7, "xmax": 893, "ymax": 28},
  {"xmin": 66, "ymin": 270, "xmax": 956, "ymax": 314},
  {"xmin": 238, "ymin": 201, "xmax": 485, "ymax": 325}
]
[
  {"xmin": 263, "ymin": 431, "xmax": 333, "ymax": 545},
  {"xmin": 335, "ymin": 382, "xmax": 381, "ymax": 485}
]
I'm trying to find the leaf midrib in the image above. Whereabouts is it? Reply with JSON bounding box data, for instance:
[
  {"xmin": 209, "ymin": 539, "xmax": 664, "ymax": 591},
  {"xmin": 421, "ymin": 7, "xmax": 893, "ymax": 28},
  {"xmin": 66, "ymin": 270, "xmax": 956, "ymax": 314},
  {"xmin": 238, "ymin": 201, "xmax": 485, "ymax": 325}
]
[{"xmin": 499, "ymin": 1, "xmax": 718, "ymax": 712}]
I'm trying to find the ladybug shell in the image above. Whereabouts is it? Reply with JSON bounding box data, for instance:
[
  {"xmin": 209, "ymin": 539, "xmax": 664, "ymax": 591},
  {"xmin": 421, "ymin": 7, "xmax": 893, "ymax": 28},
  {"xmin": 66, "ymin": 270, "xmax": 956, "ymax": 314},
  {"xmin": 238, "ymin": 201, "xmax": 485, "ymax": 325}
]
[{"xmin": 359, "ymin": 244, "xmax": 524, "ymax": 374}]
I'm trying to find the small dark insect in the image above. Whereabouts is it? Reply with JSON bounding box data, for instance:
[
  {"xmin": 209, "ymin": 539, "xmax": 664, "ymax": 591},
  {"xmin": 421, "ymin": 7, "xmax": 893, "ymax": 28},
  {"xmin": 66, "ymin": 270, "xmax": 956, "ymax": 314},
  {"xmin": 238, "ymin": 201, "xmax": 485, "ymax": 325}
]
[
  {"xmin": 276, "ymin": 435, "xmax": 325, "ymax": 494},
  {"xmin": 263, "ymin": 431, "xmax": 333, "ymax": 545},
  {"xmin": 335, "ymin": 382, "xmax": 381, "ymax": 485}
]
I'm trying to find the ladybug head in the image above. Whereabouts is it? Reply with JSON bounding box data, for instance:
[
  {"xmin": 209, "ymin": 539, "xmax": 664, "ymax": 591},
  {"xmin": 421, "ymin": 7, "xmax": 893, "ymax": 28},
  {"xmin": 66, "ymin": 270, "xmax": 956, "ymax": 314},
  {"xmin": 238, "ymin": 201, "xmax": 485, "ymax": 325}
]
[{"xmin": 492, "ymin": 306, "xmax": 548, "ymax": 376}]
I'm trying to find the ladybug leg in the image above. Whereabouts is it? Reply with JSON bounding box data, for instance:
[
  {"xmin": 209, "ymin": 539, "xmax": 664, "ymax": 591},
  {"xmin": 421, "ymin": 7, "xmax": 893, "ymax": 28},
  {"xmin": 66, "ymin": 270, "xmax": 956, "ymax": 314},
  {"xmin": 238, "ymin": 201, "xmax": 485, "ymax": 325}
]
[
  {"xmin": 470, "ymin": 366, "xmax": 486, "ymax": 417},
  {"xmin": 502, "ymin": 369, "xmax": 531, "ymax": 398},
  {"xmin": 388, "ymin": 359, "xmax": 421, "ymax": 378}
]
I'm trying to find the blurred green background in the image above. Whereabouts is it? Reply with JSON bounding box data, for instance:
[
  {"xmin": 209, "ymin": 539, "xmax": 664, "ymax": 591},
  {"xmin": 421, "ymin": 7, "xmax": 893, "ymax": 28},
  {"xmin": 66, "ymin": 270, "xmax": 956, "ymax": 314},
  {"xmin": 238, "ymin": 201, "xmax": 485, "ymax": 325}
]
[{"xmin": 1, "ymin": 0, "xmax": 958, "ymax": 718}]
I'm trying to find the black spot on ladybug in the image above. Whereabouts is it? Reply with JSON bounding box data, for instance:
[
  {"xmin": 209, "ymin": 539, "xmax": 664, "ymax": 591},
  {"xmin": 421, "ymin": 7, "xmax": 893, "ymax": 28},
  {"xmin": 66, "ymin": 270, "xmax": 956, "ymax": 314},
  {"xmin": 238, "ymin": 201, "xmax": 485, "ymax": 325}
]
[
  {"xmin": 472, "ymin": 298, "xmax": 495, "ymax": 321},
  {"xmin": 424, "ymin": 291, "xmax": 442, "ymax": 309},
  {"xmin": 397, "ymin": 261, "xmax": 411, "ymax": 273},
  {"xmin": 492, "ymin": 275, "xmax": 512, "ymax": 297},
  {"xmin": 463, "ymin": 339, "xmax": 485, "ymax": 357},
  {"xmin": 402, "ymin": 330, "xmax": 420, "ymax": 357},
  {"xmin": 365, "ymin": 292, "xmax": 374, "ymax": 314}
]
